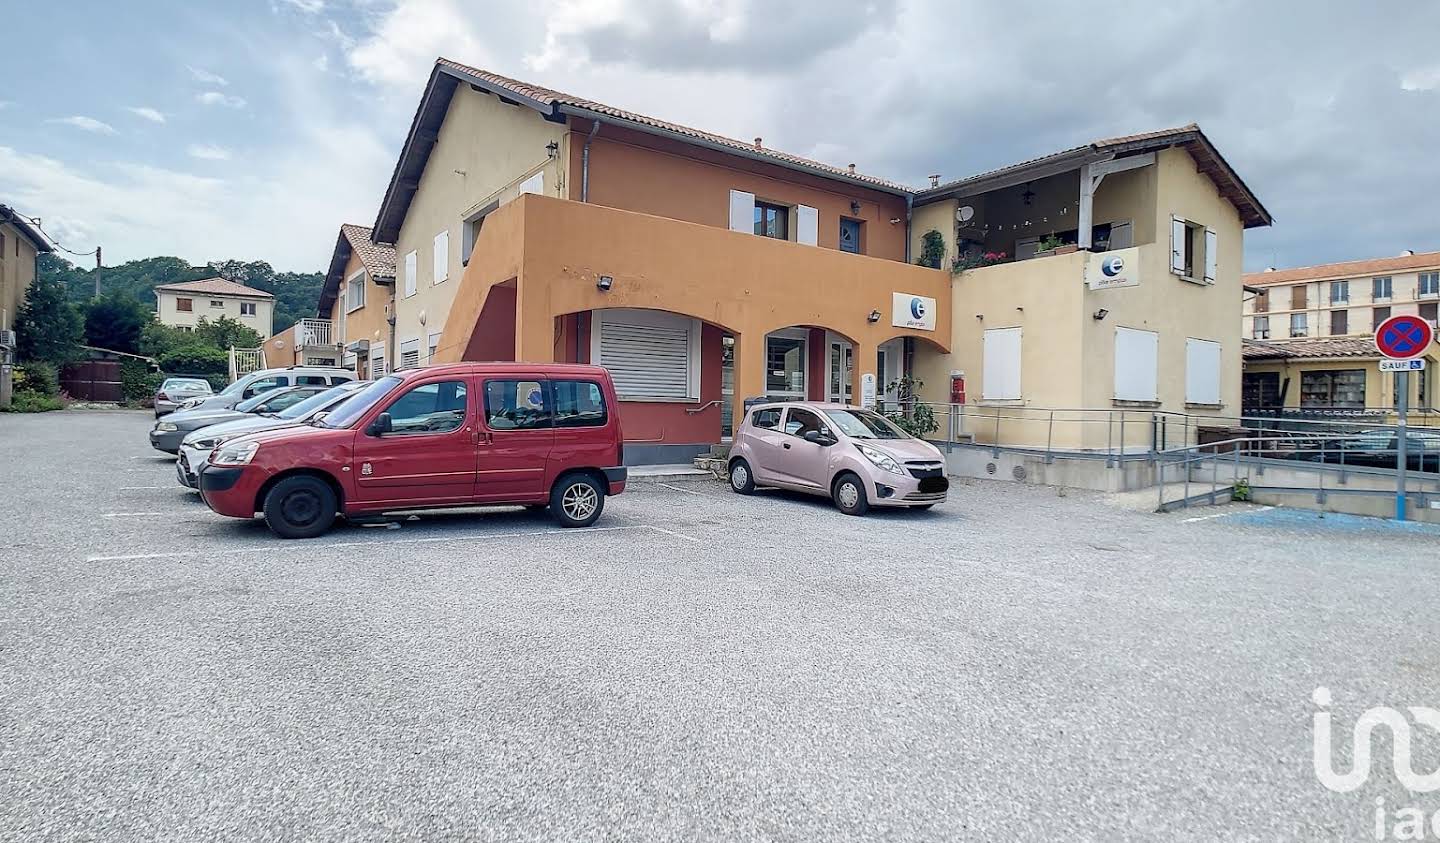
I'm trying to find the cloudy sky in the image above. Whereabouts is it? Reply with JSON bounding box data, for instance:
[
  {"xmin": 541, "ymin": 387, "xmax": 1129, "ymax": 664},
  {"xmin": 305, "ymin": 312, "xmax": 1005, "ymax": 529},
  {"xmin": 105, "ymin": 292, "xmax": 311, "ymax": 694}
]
[{"xmin": 2, "ymin": 0, "xmax": 1438, "ymax": 273}]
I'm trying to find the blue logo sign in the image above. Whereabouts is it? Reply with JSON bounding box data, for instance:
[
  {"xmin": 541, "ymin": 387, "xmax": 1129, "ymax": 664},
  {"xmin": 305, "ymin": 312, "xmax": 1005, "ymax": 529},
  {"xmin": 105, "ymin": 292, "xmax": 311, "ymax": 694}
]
[
  {"xmin": 910, "ymin": 297, "xmax": 926, "ymax": 319},
  {"xmin": 1101, "ymin": 255, "xmax": 1125, "ymax": 277}
]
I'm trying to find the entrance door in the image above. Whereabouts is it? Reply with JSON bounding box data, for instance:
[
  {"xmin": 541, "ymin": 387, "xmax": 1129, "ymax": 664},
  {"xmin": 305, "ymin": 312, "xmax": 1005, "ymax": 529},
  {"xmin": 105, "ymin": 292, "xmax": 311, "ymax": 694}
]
[
  {"xmin": 765, "ymin": 330, "xmax": 808, "ymax": 399},
  {"xmin": 827, "ymin": 337, "xmax": 853, "ymax": 403},
  {"xmin": 839, "ymin": 219, "xmax": 861, "ymax": 254}
]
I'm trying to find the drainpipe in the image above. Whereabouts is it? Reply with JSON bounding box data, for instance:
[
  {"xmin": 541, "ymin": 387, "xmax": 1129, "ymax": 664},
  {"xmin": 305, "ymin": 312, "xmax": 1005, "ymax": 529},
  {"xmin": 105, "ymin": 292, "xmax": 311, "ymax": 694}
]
[
  {"xmin": 581, "ymin": 120, "xmax": 601, "ymax": 202},
  {"xmin": 904, "ymin": 194, "xmax": 914, "ymax": 263}
]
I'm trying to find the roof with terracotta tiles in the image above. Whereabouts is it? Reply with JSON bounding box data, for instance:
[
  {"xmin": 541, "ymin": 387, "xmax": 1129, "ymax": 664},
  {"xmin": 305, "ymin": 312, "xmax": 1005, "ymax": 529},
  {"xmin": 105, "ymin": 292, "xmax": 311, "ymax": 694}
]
[
  {"xmin": 153, "ymin": 277, "xmax": 273, "ymax": 298},
  {"xmin": 1242, "ymin": 336, "xmax": 1383, "ymax": 360},
  {"xmin": 317, "ymin": 224, "xmax": 397, "ymax": 317},
  {"xmin": 1244, "ymin": 251, "xmax": 1440, "ymax": 286}
]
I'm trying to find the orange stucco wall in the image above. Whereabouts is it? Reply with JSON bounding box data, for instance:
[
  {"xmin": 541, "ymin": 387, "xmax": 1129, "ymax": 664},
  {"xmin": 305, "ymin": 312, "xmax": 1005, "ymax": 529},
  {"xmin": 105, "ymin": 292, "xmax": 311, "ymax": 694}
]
[
  {"xmin": 326, "ymin": 249, "xmax": 393, "ymax": 366},
  {"xmin": 566, "ymin": 120, "xmax": 909, "ymax": 262},
  {"xmin": 436, "ymin": 193, "xmax": 949, "ymax": 437}
]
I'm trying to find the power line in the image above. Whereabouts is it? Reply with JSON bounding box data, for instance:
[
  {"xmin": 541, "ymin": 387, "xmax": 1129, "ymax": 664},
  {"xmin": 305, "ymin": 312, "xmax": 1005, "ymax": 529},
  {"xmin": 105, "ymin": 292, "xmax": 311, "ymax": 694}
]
[{"xmin": 2, "ymin": 209, "xmax": 99, "ymax": 259}]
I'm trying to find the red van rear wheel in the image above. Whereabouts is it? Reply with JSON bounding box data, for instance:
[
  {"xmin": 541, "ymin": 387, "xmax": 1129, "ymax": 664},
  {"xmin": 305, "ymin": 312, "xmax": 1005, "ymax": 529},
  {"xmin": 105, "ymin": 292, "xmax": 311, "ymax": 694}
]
[
  {"xmin": 263, "ymin": 475, "xmax": 337, "ymax": 539},
  {"xmin": 551, "ymin": 474, "xmax": 605, "ymax": 528}
]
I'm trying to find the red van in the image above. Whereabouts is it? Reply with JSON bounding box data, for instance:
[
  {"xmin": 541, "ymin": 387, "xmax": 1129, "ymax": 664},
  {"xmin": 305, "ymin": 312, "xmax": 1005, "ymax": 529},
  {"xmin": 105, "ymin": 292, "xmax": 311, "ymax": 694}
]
[{"xmin": 196, "ymin": 363, "xmax": 627, "ymax": 538}]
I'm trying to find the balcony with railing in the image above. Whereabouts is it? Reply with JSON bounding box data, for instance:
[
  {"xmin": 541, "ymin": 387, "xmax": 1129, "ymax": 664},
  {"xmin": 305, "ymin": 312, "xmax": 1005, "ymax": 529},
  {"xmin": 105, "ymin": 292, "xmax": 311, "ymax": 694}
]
[{"xmin": 296, "ymin": 318, "xmax": 340, "ymax": 348}]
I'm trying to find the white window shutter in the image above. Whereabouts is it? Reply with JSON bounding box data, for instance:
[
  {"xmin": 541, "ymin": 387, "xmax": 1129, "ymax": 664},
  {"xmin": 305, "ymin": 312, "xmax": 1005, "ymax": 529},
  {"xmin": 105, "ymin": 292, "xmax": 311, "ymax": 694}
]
[
  {"xmin": 796, "ymin": 205, "xmax": 818, "ymax": 246},
  {"xmin": 520, "ymin": 171, "xmax": 544, "ymax": 195},
  {"xmin": 1114, "ymin": 327, "xmax": 1159, "ymax": 402},
  {"xmin": 403, "ymin": 250, "xmax": 417, "ymax": 297},
  {"xmin": 433, "ymin": 229, "xmax": 449, "ymax": 284},
  {"xmin": 1170, "ymin": 217, "xmax": 1186, "ymax": 275},
  {"xmin": 728, "ymin": 190, "xmax": 755, "ymax": 233},
  {"xmin": 1185, "ymin": 339, "xmax": 1222, "ymax": 405},
  {"xmin": 981, "ymin": 327, "xmax": 1022, "ymax": 400},
  {"xmin": 1203, "ymin": 228, "xmax": 1218, "ymax": 284}
]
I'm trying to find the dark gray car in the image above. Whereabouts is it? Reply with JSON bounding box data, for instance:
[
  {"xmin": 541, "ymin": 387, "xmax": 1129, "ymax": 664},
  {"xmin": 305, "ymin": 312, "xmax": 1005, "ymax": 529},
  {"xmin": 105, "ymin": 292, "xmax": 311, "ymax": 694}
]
[{"xmin": 148, "ymin": 385, "xmax": 329, "ymax": 453}]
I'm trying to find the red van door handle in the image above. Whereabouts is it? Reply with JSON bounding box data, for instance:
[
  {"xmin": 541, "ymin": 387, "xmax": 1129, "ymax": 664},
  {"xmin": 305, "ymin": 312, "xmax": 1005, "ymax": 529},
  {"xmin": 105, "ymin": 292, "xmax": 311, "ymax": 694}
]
[{"xmin": 473, "ymin": 430, "xmax": 492, "ymax": 445}]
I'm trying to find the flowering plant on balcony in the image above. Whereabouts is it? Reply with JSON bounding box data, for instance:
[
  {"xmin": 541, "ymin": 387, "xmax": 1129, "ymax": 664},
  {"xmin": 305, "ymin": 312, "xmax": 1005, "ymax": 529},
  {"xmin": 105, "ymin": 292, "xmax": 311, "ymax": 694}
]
[{"xmin": 951, "ymin": 251, "xmax": 1008, "ymax": 274}]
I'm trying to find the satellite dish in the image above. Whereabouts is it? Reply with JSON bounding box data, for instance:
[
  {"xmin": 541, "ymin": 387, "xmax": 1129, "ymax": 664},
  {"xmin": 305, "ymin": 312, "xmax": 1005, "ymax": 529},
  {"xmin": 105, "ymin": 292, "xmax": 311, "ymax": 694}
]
[{"xmin": 957, "ymin": 205, "xmax": 976, "ymax": 223}]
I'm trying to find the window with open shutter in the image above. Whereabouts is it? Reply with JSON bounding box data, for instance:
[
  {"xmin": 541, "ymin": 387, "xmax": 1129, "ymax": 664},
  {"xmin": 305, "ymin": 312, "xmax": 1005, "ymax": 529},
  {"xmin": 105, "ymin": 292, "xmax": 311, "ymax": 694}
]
[
  {"xmin": 592, "ymin": 310, "xmax": 698, "ymax": 400},
  {"xmin": 1185, "ymin": 339, "xmax": 1221, "ymax": 405},
  {"xmin": 728, "ymin": 190, "xmax": 755, "ymax": 233},
  {"xmin": 981, "ymin": 327, "xmax": 1022, "ymax": 400},
  {"xmin": 433, "ymin": 229, "xmax": 449, "ymax": 285},
  {"xmin": 403, "ymin": 250, "xmax": 417, "ymax": 297},
  {"xmin": 1114, "ymin": 327, "xmax": 1158, "ymax": 402}
]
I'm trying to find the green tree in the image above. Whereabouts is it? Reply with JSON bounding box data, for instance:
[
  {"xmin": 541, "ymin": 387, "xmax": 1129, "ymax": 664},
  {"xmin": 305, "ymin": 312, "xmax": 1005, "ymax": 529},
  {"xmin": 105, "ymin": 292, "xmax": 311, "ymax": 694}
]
[
  {"xmin": 192, "ymin": 316, "xmax": 262, "ymax": 350},
  {"xmin": 14, "ymin": 276, "xmax": 84, "ymax": 366},
  {"xmin": 84, "ymin": 291, "xmax": 150, "ymax": 353}
]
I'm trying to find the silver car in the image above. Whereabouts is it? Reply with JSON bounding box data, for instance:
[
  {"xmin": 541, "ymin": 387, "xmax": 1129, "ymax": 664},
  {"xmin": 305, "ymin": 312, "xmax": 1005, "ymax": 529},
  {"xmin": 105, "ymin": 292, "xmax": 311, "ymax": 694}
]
[
  {"xmin": 176, "ymin": 381, "xmax": 368, "ymax": 488},
  {"xmin": 149, "ymin": 384, "xmax": 329, "ymax": 453},
  {"xmin": 177, "ymin": 366, "xmax": 356, "ymax": 414},
  {"xmin": 727, "ymin": 401, "xmax": 949, "ymax": 515},
  {"xmin": 153, "ymin": 377, "xmax": 213, "ymax": 417}
]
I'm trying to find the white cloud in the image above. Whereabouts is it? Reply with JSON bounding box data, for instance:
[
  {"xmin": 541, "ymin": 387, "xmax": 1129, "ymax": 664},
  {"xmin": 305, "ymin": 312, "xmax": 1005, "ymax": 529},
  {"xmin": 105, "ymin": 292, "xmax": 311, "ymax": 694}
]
[
  {"xmin": 312, "ymin": 53, "xmax": 329, "ymax": 72},
  {"xmin": 49, "ymin": 115, "xmax": 117, "ymax": 135},
  {"xmin": 0, "ymin": 100, "xmax": 13, "ymax": 110},
  {"xmin": 346, "ymin": 0, "xmax": 492, "ymax": 91},
  {"xmin": 187, "ymin": 144, "xmax": 232, "ymax": 161},
  {"xmin": 276, "ymin": 0, "xmax": 324, "ymax": 12},
  {"xmin": 126, "ymin": 106, "xmax": 166, "ymax": 124},
  {"xmin": 187, "ymin": 65, "xmax": 229, "ymax": 86},
  {"xmin": 196, "ymin": 91, "xmax": 248, "ymax": 109}
]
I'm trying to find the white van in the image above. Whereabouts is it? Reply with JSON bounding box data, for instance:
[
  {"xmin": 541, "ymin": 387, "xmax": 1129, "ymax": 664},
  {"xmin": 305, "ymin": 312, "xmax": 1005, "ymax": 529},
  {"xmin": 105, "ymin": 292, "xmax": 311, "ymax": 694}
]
[{"xmin": 178, "ymin": 366, "xmax": 356, "ymax": 412}]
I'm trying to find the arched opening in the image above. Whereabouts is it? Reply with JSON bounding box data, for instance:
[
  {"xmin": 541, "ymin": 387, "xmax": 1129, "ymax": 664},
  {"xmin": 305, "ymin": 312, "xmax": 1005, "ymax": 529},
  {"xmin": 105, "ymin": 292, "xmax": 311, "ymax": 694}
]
[
  {"xmin": 555, "ymin": 306, "xmax": 740, "ymax": 464},
  {"xmin": 757, "ymin": 324, "xmax": 861, "ymax": 406}
]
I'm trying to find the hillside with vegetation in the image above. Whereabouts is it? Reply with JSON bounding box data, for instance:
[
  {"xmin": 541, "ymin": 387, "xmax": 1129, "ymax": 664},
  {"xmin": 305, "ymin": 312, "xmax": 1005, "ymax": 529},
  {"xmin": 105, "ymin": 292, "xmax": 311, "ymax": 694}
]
[{"xmin": 37, "ymin": 254, "xmax": 325, "ymax": 332}]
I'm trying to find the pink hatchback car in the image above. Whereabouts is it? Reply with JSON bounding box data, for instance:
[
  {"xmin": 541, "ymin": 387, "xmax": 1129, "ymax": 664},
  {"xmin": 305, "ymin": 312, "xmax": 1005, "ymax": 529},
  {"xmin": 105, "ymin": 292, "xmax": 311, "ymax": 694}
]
[{"xmin": 727, "ymin": 401, "xmax": 949, "ymax": 515}]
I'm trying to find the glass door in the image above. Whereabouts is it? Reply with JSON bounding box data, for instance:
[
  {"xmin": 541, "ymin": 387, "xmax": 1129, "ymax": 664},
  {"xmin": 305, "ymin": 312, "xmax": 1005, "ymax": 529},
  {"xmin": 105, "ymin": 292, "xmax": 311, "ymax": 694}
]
[
  {"xmin": 765, "ymin": 331, "xmax": 807, "ymax": 399},
  {"xmin": 828, "ymin": 338, "xmax": 852, "ymax": 403}
]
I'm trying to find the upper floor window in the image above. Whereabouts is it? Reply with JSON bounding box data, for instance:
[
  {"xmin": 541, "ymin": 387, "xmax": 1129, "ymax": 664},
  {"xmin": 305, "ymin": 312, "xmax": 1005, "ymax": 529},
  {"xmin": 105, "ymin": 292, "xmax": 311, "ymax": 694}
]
[
  {"xmin": 176, "ymin": 297, "xmax": 192, "ymax": 312},
  {"xmin": 1290, "ymin": 313, "xmax": 1307, "ymax": 337},
  {"xmin": 1331, "ymin": 309, "xmax": 1348, "ymax": 336},
  {"xmin": 1252, "ymin": 315, "xmax": 1270, "ymax": 340},
  {"xmin": 346, "ymin": 271, "xmax": 366, "ymax": 312},
  {"xmin": 209, "ymin": 299, "xmax": 224, "ymax": 309},
  {"xmin": 839, "ymin": 218, "xmax": 862, "ymax": 254},
  {"xmin": 1329, "ymin": 280, "xmax": 1349, "ymax": 303},
  {"xmin": 1290, "ymin": 285, "xmax": 1307, "ymax": 310},
  {"xmin": 433, "ymin": 229, "xmax": 449, "ymax": 285},
  {"xmin": 1169, "ymin": 216, "xmax": 1216, "ymax": 284},
  {"xmin": 754, "ymin": 201, "xmax": 789, "ymax": 240},
  {"xmin": 1373, "ymin": 306, "xmax": 1392, "ymax": 331},
  {"xmin": 402, "ymin": 250, "xmax": 417, "ymax": 298},
  {"xmin": 1373, "ymin": 276, "xmax": 1393, "ymax": 300},
  {"xmin": 1252, "ymin": 290, "xmax": 1269, "ymax": 313},
  {"xmin": 1419, "ymin": 272, "xmax": 1440, "ymax": 298},
  {"xmin": 240, "ymin": 302, "xmax": 257, "ymax": 317}
]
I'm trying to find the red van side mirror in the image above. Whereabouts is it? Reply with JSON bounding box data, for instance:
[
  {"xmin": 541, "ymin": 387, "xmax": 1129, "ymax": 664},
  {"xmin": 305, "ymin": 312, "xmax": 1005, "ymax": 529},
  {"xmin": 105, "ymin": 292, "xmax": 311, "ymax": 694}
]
[{"xmin": 367, "ymin": 413, "xmax": 393, "ymax": 436}]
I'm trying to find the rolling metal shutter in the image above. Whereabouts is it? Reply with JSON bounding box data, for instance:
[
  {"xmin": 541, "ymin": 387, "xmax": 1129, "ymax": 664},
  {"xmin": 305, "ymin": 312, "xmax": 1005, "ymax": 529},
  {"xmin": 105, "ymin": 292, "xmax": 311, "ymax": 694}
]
[{"xmin": 597, "ymin": 314, "xmax": 691, "ymax": 400}]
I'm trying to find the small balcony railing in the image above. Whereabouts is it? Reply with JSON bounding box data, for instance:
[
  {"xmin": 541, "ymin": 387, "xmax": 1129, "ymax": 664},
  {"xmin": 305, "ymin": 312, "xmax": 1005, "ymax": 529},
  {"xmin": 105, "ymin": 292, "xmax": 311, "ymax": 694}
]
[{"xmin": 297, "ymin": 318, "xmax": 340, "ymax": 347}]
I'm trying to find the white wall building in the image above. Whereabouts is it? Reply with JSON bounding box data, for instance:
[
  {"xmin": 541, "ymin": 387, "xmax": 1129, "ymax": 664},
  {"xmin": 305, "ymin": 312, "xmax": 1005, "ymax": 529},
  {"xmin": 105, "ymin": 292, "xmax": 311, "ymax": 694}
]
[{"xmin": 153, "ymin": 277, "xmax": 275, "ymax": 339}]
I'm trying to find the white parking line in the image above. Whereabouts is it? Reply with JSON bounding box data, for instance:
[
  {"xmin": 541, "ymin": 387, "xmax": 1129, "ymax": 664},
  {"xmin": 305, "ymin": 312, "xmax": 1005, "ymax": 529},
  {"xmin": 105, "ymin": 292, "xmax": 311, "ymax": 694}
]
[
  {"xmin": 118, "ymin": 486, "xmax": 177, "ymax": 491},
  {"xmin": 85, "ymin": 523, "xmax": 698, "ymax": 562},
  {"xmin": 658, "ymin": 482, "xmax": 716, "ymax": 497},
  {"xmin": 1182, "ymin": 506, "xmax": 1274, "ymax": 523},
  {"xmin": 101, "ymin": 512, "xmax": 170, "ymax": 518}
]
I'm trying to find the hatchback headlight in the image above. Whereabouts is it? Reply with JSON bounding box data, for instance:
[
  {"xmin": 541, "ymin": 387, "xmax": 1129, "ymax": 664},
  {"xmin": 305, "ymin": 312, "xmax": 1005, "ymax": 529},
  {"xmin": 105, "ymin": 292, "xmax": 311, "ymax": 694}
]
[
  {"xmin": 856, "ymin": 443, "xmax": 904, "ymax": 475},
  {"xmin": 155, "ymin": 421, "xmax": 178, "ymax": 432},
  {"xmin": 212, "ymin": 440, "xmax": 259, "ymax": 466},
  {"xmin": 187, "ymin": 436, "xmax": 221, "ymax": 450}
]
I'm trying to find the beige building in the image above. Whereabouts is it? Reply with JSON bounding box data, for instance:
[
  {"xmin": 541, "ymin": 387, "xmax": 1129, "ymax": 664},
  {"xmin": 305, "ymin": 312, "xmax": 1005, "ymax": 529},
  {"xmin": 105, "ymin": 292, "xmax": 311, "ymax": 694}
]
[
  {"xmin": 349, "ymin": 59, "xmax": 1267, "ymax": 459},
  {"xmin": 909, "ymin": 125, "xmax": 1271, "ymax": 449},
  {"xmin": 153, "ymin": 277, "xmax": 275, "ymax": 339},
  {"xmin": 1239, "ymin": 251, "xmax": 1440, "ymax": 415},
  {"xmin": 0, "ymin": 204, "xmax": 53, "ymax": 340},
  {"xmin": 271, "ymin": 224, "xmax": 396, "ymax": 373}
]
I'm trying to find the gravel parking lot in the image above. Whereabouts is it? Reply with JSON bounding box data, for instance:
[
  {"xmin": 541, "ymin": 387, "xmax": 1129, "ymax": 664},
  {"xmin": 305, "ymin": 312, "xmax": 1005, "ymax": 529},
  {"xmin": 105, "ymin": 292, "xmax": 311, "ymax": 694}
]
[{"xmin": 3, "ymin": 410, "xmax": 1438, "ymax": 841}]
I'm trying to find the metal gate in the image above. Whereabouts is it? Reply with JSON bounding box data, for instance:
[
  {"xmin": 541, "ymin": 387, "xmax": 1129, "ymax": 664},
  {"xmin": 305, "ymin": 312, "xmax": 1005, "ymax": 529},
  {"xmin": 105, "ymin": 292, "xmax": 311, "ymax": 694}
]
[{"xmin": 60, "ymin": 360, "xmax": 123, "ymax": 402}]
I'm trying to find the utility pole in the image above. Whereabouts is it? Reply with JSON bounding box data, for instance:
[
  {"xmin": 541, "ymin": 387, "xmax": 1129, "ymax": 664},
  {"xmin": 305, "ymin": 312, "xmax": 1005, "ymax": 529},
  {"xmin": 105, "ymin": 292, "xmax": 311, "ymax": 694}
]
[{"xmin": 94, "ymin": 246, "xmax": 102, "ymax": 298}]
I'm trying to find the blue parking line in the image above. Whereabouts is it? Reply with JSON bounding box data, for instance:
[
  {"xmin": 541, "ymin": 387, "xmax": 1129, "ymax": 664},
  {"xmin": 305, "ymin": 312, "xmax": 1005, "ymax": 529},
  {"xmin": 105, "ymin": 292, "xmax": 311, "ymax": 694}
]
[{"xmin": 1223, "ymin": 507, "xmax": 1440, "ymax": 535}]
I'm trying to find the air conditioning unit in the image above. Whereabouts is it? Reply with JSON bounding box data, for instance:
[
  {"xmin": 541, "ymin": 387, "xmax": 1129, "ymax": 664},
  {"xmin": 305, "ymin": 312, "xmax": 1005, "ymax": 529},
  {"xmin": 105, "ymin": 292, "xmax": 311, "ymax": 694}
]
[{"xmin": 0, "ymin": 330, "xmax": 15, "ymax": 348}]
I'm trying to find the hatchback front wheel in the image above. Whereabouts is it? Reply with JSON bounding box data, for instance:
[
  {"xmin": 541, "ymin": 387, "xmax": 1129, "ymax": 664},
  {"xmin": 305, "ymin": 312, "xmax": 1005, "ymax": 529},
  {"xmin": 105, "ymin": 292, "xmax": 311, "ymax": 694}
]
[{"xmin": 832, "ymin": 472, "xmax": 870, "ymax": 516}]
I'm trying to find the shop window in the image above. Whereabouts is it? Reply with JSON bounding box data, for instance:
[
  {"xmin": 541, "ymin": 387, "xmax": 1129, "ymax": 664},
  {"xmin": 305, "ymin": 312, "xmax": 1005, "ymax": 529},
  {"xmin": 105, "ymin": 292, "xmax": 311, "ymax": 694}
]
[
  {"xmin": 593, "ymin": 309, "xmax": 698, "ymax": 400},
  {"xmin": 1301, "ymin": 369, "xmax": 1366, "ymax": 409}
]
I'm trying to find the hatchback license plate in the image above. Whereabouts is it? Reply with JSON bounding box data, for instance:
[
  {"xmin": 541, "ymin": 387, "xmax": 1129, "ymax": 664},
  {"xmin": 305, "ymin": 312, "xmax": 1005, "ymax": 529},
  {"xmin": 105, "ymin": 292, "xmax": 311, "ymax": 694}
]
[{"xmin": 918, "ymin": 476, "xmax": 948, "ymax": 494}]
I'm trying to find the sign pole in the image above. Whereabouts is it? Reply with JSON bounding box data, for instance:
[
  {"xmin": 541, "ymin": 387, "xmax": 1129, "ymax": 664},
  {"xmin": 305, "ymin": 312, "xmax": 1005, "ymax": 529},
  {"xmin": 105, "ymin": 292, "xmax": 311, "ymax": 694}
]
[{"xmin": 1396, "ymin": 370, "xmax": 1409, "ymax": 522}]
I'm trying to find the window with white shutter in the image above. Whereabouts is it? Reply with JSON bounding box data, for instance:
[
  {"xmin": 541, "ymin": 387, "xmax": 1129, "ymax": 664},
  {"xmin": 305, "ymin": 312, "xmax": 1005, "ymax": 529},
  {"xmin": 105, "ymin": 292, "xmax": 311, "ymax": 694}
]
[
  {"xmin": 591, "ymin": 309, "xmax": 699, "ymax": 400},
  {"xmin": 1185, "ymin": 338, "xmax": 1222, "ymax": 405},
  {"xmin": 796, "ymin": 205, "xmax": 818, "ymax": 246},
  {"xmin": 433, "ymin": 229, "xmax": 449, "ymax": 285},
  {"xmin": 398, "ymin": 339, "xmax": 421, "ymax": 370},
  {"xmin": 1114, "ymin": 327, "xmax": 1159, "ymax": 402},
  {"xmin": 981, "ymin": 327, "xmax": 1022, "ymax": 400},
  {"xmin": 728, "ymin": 190, "xmax": 755, "ymax": 233},
  {"xmin": 403, "ymin": 250, "xmax": 417, "ymax": 298},
  {"xmin": 1170, "ymin": 217, "xmax": 1186, "ymax": 275},
  {"xmin": 370, "ymin": 351, "xmax": 386, "ymax": 379},
  {"xmin": 428, "ymin": 332, "xmax": 442, "ymax": 363},
  {"xmin": 519, "ymin": 171, "xmax": 544, "ymax": 195},
  {"xmin": 1203, "ymin": 228, "xmax": 1218, "ymax": 283}
]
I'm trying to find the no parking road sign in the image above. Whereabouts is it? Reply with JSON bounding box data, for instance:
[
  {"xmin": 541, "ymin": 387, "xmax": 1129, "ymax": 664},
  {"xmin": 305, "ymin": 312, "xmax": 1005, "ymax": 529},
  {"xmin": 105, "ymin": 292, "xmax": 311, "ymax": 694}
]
[{"xmin": 1374, "ymin": 314, "xmax": 1434, "ymax": 360}]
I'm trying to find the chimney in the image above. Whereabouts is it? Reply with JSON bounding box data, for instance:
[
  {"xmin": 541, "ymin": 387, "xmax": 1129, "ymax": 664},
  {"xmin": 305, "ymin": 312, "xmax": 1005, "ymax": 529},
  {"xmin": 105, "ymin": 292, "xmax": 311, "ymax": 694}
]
[
  {"xmin": 1264, "ymin": 267, "xmax": 1276, "ymax": 272},
  {"xmin": 1401, "ymin": 249, "xmax": 1415, "ymax": 256},
  {"xmin": 847, "ymin": 163, "xmax": 856, "ymax": 175},
  {"xmin": 753, "ymin": 137, "xmax": 763, "ymax": 150},
  {"xmin": 928, "ymin": 174, "xmax": 941, "ymax": 188}
]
